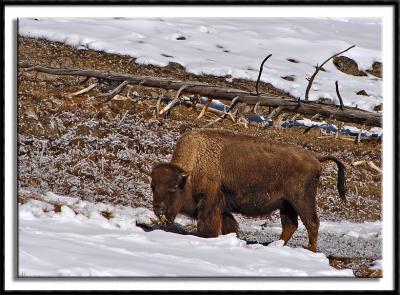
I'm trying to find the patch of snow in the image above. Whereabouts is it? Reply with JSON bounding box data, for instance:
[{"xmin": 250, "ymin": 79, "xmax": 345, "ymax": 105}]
[
  {"xmin": 370, "ymin": 259, "xmax": 383, "ymax": 270},
  {"xmin": 19, "ymin": 192, "xmax": 353, "ymax": 277},
  {"xmin": 19, "ymin": 17, "xmax": 382, "ymax": 111}
]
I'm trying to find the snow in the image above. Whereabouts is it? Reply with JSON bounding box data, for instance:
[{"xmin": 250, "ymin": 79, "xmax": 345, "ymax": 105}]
[
  {"xmin": 19, "ymin": 193, "xmax": 354, "ymax": 277},
  {"xmin": 370, "ymin": 259, "xmax": 383, "ymax": 270},
  {"xmin": 19, "ymin": 17, "xmax": 382, "ymax": 111}
]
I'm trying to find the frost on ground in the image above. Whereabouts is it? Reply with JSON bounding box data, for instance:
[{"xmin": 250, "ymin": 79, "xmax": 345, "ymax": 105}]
[
  {"xmin": 19, "ymin": 192, "xmax": 354, "ymax": 277},
  {"xmin": 19, "ymin": 17, "xmax": 382, "ymax": 111}
]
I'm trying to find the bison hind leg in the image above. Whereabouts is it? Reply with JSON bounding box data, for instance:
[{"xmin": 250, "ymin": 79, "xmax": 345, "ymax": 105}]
[
  {"xmin": 222, "ymin": 212, "xmax": 240, "ymax": 235},
  {"xmin": 294, "ymin": 184, "xmax": 320, "ymax": 252},
  {"xmin": 279, "ymin": 201, "xmax": 299, "ymax": 245}
]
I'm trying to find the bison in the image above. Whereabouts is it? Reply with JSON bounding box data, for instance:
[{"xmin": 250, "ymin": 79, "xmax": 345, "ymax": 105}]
[{"xmin": 150, "ymin": 129, "xmax": 346, "ymax": 252}]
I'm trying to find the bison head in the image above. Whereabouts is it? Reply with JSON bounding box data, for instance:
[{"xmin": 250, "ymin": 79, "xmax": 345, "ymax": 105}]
[{"xmin": 150, "ymin": 163, "xmax": 188, "ymax": 228}]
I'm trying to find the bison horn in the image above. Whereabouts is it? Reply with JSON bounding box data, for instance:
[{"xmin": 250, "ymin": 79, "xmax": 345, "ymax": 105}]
[{"xmin": 178, "ymin": 172, "xmax": 188, "ymax": 188}]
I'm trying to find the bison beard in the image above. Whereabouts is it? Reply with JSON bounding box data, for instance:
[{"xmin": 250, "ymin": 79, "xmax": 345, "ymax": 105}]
[{"xmin": 150, "ymin": 129, "xmax": 346, "ymax": 252}]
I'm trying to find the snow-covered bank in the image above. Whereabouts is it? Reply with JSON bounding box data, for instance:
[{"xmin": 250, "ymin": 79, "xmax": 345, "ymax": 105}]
[
  {"xmin": 19, "ymin": 193, "xmax": 353, "ymax": 277},
  {"xmin": 19, "ymin": 17, "xmax": 382, "ymax": 112}
]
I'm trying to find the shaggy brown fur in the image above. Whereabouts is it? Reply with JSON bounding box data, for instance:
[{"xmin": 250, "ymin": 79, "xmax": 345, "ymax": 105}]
[{"xmin": 150, "ymin": 129, "xmax": 346, "ymax": 252}]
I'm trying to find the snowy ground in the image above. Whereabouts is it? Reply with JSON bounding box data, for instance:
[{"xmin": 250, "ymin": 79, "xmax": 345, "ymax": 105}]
[
  {"xmin": 19, "ymin": 17, "xmax": 382, "ymax": 112},
  {"xmin": 19, "ymin": 192, "xmax": 384, "ymax": 277}
]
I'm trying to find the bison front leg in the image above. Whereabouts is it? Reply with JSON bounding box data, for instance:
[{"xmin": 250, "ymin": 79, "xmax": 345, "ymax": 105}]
[
  {"xmin": 196, "ymin": 199, "xmax": 223, "ymax": 238},
  {"xmin": 222, "ymin": 212, "xmax": 239, "ymax": 235}
]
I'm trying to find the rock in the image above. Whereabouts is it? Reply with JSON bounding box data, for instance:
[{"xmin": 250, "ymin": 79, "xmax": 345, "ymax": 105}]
[
  {"xmin": 287, "ymin": 58, "xmax": 299, "ymax": 63},
  {"xmin": 366, "ymin": 61, "xmax": 382, "ymax": 78},
  {"xmin": 332, "ymin": 56, "xmax": 366, "ymax": 76},
  {"xmin": 373, "ymin": 103, "xmax": 383, "ymax": 112},
  {"xmin": 356, "ymin": 90, "xmax": 369, "ymax": 96},
  {"xmin": 281, "ymin": 75, "xmax": 295, "ymax": 81}
]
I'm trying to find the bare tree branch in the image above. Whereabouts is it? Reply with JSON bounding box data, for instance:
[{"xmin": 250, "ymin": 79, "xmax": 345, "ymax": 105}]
[
  {"xmin": 253, "ymin": 100, "xmax": 261, "ymax": 114},
  {"xmin": 255, "ymin": 54, "xmax": 272, "ymax": 95},
  {"xmin": 159, "ymin": 85, "xmax": 188, "ymax": 116},
  {"xmin": 335, "ymin": 80, "xmax": 344, "ymax": 110},
  {"xmin": 196, "ymin": 98, "xmax": 213, "ymax": 120},
  {"xmin": 67, "ymin": 83, "xmax": 97, "ymax": 98},
  {"xmin": 304, "ymin": 45, "xmax": 355, "ymax": 101},
  {"xmin": 203, "ymin": 96, "xmax": 240, "ymax": 128},
  {"xmin": 267, "ymin": 106, "xmax": 283, "ymax": 120},
  {"xmin": 100, "ymin": 80, "xmax": 129, "ymax": 97}
]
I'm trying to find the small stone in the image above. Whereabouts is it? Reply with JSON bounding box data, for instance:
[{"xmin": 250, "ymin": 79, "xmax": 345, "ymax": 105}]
[
  {"xmin": 373, "ymin": 103, "xmax": 383, "ymax": 112},
  {"xmin": 287, "ymin": 58, "xmax": 299, "ymax": 63},
  {"xmin": 281, "ymin": 75, "xmax": 295, "ymax": 81},
  {"xmin": 366, "ymin": 61, "xmax": 382, "ymax": 78},
  {"xmin": 356, "ymin": 90, "xmax": 369, "ymax": 96},
  {"xmin": 332, "ymin": 56, "xmax": 366, "ymax": 76}
]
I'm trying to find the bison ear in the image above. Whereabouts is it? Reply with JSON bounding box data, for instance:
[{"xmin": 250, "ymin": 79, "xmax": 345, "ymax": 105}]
[{"xmin": 178, "ymin": 172, "xmax": 188, "ymax": 189}]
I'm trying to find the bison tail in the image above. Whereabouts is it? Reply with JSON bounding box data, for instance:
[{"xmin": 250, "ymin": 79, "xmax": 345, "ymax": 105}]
[{"xmin": 318, "ymin": 155, "xmax": 346, "ymax": 202}]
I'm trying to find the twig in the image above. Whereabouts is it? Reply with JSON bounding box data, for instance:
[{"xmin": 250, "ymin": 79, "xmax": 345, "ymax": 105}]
[
  {"xmin": 235, "ymin": 116, "xmax": 249, "ymax": 128},
  {"xmin": 352, "ymin": 160, "xmax": 382, "ymax": 173},
  {"xmin": 272, "ymin": 113, "xmax": 284, "ymax": 129},
  {"xmin": 304, "ymin": 45, "xmax": 355, "ymax": 101},
  {"xmin": 100, "ymin": 80, "xmax": 130, "ymax": 97},
  {"xmin": 203, "ymin": 96, "xmax": 240, "ymax": 128},
  {"xmin": 159, "ymin": 85, "xmax": 188, "ymax": 116},
  {"xmin": 335, "ymin": 122, "xmax": 344, "ymax": 139},
  {"xmin": 266, "ymin": 106, "xmax": 283, "ymax": 120},
  {"xmin": 39, "ymin": 140, "xmax": 47, "ymax": 165},
  {"xmin": 366, "ymin": 161, "xmax": 382, "ymax": 174},
  {"xmin": 335, "ymin": 81, "xmax": 344, "ymax": 110},
  {"xmin": 196, "ymin": 98, "xmax": 213, "ymax": 120},
  {"xmin": 355, "ymin": 125, "xmax": 365, "ymax": 144},
  {"xmin": 255, "ymin": 54, "xmax": 272, "ymax": 95},
  {"xmin": 67, "ymin": 83, "xmax": 97, "ymax": 98},
  {"xmin": 253, "ymin": 100, "xmax": 261, "ymax": 115},
  {"xmin": 118, "ymin": 110, "xmax": 129, "ymax": 126}
]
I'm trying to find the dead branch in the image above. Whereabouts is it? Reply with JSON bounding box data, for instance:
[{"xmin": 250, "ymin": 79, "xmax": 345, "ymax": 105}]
[
  {"xmin": 267, "ymin": 106, "xmax": 283, "ymax": 120},
  {"xmin": 196, "ymin": 98, "xmax": 213, "ymax": 120},
  {"xmin": 235, "ymin": 116, "xmax": 249, "ymax": 128},
  {"xmin": 304, "ymin": 45, "xmax": 355, "ymax": 101},
  {"xmin": 355, "ymin": 125, "xmax": 365, "ymax": 145},
  {"xmin": 272, "ymin": 113, "xmax": 284, "ymax": 129},
  {"xmin": 100, "ymin": 80, "xmax": 130, "ymax": 97},
  {"xmin": 253, "ymin": 100, "xmax": 261, "ymax": 115},
  {"xmin": 67, "ymin": 83, "xmax": 97, "ymax": 98},
  {"xmin": 352, "ymin": 160, "xmax": 382, "ymax": 173},
  {"xmin": 159, "ymin": 85, "xmax": 188, "ymax": 116},
  {"xmin": 335, "ymin": 81, "xmax": 344, "ymax": 109},
  {"xmin": 20, "ymin": 63, "xmax": 381, "ymax": 127},
  {"xmin": 335, "ymin": 122, "xmax": 344, "ymax": 139},
  {"xmin": 255, "ymin": 54, "xmax": 272, "ymax": 95},
  {"xmin": 111, "ymin": 94, "xmax": 129, "ymax": 101},
  {"xmin": 366, "ymin": 161, "xmax": 382, "ymax": 173},
  {"xmin": 203, "ymin": 96, "xmax": 240, "ymax": 128}
]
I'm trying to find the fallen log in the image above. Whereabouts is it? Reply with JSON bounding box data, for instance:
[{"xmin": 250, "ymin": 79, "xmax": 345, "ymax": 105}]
[{"xmin": 20, "ymin": 63, "xmax": 382, "ymax": 127}]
